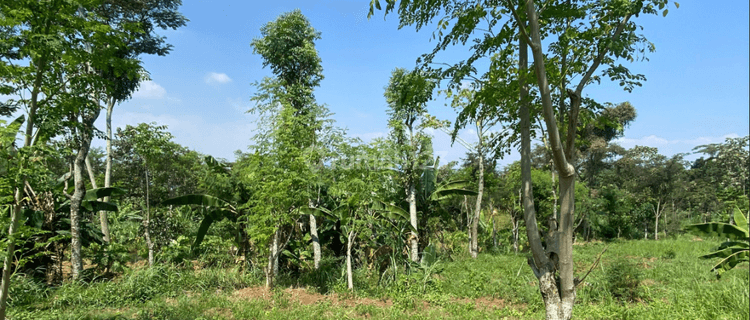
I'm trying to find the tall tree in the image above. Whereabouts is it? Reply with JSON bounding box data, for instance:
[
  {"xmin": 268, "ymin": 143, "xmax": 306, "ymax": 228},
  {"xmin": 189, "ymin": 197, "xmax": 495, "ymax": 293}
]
[
  {"xmin": 369, "ymin": 0, "xmax": 673, "ymax": 318},
  {"xmin": 384, "ymin": 68, "xmax": 436, "ymax": 262},
  {"xmin": 92, "ymin": 0, "xmax": 187, "ymax": 243},
  {"xmin": 249, "ymin": 9, "xmax": 326, "ymax": 286}
]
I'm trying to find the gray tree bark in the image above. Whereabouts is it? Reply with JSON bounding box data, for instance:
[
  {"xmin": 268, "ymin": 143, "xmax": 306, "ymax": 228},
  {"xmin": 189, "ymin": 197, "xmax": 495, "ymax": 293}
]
[
  {"xmin": 310, "ymin": 213, "xmax": 321, "ymax": 269},
  {"xmin": 144, "ymin": 165, "xmax": 154, "ymax": 267},
  {"xmin": 470, "ymin": 121, "xmax": 485, "ymax": 259},
  {"xmin": 346, "ymin": 230, "xmax": 356, "ymax": 290},
  {"xmin": 408, "ymin": 183, "xmax": 419, "ymax": 262},
  {"xmin": 101, "ymin": 98, "xmax": 115, "ymax": 243},
  {"xmin": 71, "ymin": 130, "xmax": 95, "ymax": 280},
  {"xmin": 265, "ymin": 227, "xmax": 280, "ymax": 288},
  {"xmin": 0, "ymin": 202, "xmax": 23, "ymax": 319}
]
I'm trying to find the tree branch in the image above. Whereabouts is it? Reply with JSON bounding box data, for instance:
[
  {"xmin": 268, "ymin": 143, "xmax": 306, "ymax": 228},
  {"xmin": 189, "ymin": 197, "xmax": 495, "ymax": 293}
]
[
  {"xmin": 506, "ymin": 0, "xmax": 535, "ymax": 50},
  {"xmin": 575, "ymin": 14, "xmax": 632, "ymax": 95},
  {"xmin": 575, "ymin": 246, "xmax": 607, "ymax": 288}
]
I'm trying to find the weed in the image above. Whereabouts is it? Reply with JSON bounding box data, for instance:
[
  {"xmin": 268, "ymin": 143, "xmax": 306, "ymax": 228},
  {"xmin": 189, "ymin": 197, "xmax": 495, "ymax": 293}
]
[{"xmin": 605, "ymin": 257, "xmax": 644, "ymax": 302}]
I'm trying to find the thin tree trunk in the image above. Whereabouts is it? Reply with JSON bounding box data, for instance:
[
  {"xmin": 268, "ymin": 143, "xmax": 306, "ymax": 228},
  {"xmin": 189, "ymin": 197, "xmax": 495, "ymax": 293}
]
[
  {"xmin": 101, "ymin": 97, "xmax": 115, "ymax": 243},
  {"xmin": 654, "ymin": 200, "xmax": 661, "ymax": 240},
  {"xmin": 0, "ymin": 60, "xmax": 47, "ymax": 318},
  {"xmin": 265, "ymin": 227, "xmax": 280, "ymax": 288},
  {"xmin": 0, "ymin": 202, "xmax": 23, "ymax": 319},
  {"xmin": 408, "ymin": 183, "xmax": 419, "ymax": 262},
  {"xmin": 492, "ymin": 213, "xmax": 498, "ymax": 248},
  {"xmin": 346, "ymin": 230, "xmax": 356, "ymax": 290},
  {"xmin": 310, "ymin": 214, "xmax": 321, "ymax": 269},
  {"xmin": 71, "ymin": 133, "xmax": 93, "ymax": 280},
  {"xmin": 85, "ymin": 156, "xmax": 98, "ymax": 189},
  {"xmin": 144, "ymin": 165, "xmax": 154, "ymax": 267},
  {"xmin": 471, "ymin": 122, "xmax": 484, "ymax": 258},
  {"xmin": 309, "ymin": 198, "xmax": 321, "ymax": 270}
]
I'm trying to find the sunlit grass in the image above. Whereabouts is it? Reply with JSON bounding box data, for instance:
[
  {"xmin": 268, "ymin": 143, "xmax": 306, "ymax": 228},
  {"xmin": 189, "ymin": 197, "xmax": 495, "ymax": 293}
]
[{"xmin": 8, "ymin": 235, "xmax": 749, "ymax": 319}]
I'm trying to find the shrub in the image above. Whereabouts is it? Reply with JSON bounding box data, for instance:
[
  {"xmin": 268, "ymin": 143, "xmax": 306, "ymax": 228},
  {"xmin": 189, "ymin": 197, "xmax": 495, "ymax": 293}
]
[{"xmin": 605, "ymin": 258, "xmax": 643, "ymax": 302}]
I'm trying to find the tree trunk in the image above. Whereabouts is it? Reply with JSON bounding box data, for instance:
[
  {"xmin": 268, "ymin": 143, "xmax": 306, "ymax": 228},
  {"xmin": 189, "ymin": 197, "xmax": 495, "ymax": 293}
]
[
  {"xmin": 346, "ymin": 230, "xmax": 355, "ymax": 290},
  {"xmin": 408, "ymin": 183, "xmax": 419, "ymax": 262},
  {"xmin": 654, "ymin": 200, "xmax": 661, "ymax": 240},
  {"xmin": 101, "ymin": 97, "xmax": 115, "ymax": 243},
  {"xmin": 85, "ymin": 156, "xmax": 98, "ymax": 189},
  {"xmin": 511, "ymin": 213, "xmax": 520, "ymax": 254},
  {"xmin": 70, "ymin": 134, "xmax": 93, "ymax": 280},
  {"xmin": 308, "ymin": 199, "xmax": 321, "ymax": 270},
  {"xmin": 0, "ymin": 202, "xmax": 23, "ymax": 319},
  {"xmin": 310, "ymin": 214, "xmax": 321, "ymax": 270},
  {"xmin": 0, "ymin": 59, "xmax": 46, "ymax": 319},
  {"xmin": 492, "ymin": 213, "xmax": 498, "ymax": 249},
  {"xmin": 471, "ymin": 123, "xmax": 484, "ymax": 258},
  {"xmin": 265, "ymin": 227, "xmax": 280, "ymax": 288},
  {"xmin": 144, "ymin": 165, "xmax": 154, "ymax": 267},
  {"xmin": 519, "ymin": 6, "xmax": 575, "ymax": 317}
]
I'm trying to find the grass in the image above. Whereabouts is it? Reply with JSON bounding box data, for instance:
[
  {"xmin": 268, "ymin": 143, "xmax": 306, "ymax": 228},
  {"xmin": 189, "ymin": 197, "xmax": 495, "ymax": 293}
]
[{"xmin": 7, "ymin": 235, "xmax": 749, "ymax": 319}]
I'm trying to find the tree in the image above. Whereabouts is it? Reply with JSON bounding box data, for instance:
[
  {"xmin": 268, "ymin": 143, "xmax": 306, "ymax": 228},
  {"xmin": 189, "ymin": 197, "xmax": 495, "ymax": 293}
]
[
  {"xmin": 369, "ymin": 0, "xmax": 673, "ymax": 318},
  {"xmin": 384, "ymin": 68, "xmax": 437, "ymax": 262},
  {"xmin": 92, "ymin": 0, "xmax": 187, "ymax": 244},
  {"xmin": 116, "ymin": 123, "xmax": 181, "ymax": 266},
  {"xmin": 249, "ymin": 9, "xmax": 327, "ymax": 286},
  {"xmin": 0, "ymin": 0, "xmax": 151, "ymax": 288},
  {"xmin": 444, "ymin": 83, "xmax": 513, "ymax": 258}
]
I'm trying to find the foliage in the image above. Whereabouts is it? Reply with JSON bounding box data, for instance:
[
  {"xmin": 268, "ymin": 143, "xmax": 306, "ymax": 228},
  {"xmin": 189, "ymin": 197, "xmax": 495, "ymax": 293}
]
[
  {"xmin": 605, "ymin": 257, "xmax": 644, "ymax": 302},
  {"xmin": 687, "ymin": 207, "xmax": 750, "ymax": 278}
]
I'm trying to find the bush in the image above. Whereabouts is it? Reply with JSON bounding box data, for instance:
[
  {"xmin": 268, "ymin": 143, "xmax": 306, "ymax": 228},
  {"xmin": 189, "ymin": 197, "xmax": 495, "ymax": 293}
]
[
  {"xmin": 7, "ymin": 274, "xmax": 48, "ymax": 308},
  {"xmin": 605, "ymin": 258, "xmax": 643, "ymax": 302}
]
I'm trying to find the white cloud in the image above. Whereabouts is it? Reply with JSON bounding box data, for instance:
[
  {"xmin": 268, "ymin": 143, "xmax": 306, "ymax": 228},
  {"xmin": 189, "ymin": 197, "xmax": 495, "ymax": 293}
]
[
  {"xmin": 614, "ymin": 133, "xmax": 741, "ymax": 149},
  {"xmin": 92, "ymin": 111, "xmax": 257, "ymax": 161},
  {"xmin": 132, "ymin": 81, "xmax": 166, "ymax": 99},
  {"xmin": 205, "ymin": 72, "xmax": 232, "ymax": 84}
]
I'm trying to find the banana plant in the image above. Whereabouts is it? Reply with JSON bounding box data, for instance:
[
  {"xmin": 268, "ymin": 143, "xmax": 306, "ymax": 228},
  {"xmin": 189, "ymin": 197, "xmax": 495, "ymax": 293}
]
[
  {"xmin": 687, "ymin": 207, "xmax": 749, "ymax": 278},
  {"xmin": 161, "ymin": 194, "xmax": 238, "ymax": 253},
  {"xmin": 418, "ymin": 157, "xmax": 477, "ymax": 204},
  {"xmin": 306, "ymin": 197, "xmax": 414, "ymax": 290}
]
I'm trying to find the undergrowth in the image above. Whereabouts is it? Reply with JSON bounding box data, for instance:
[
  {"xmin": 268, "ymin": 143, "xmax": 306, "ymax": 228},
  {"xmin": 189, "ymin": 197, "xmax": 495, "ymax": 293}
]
[{"xmin": 7, "ymin": 235, "xmax": 749, "ymax": 320}]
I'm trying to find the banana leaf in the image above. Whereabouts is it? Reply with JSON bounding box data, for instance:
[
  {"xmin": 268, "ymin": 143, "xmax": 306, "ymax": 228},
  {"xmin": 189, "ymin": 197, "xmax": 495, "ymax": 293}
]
[
  {"xmin": 686, "ymin": 223, "xmax": 749, "ymax": 240},
  {"xmin": 734, "ymin": 207, "xmax": 748, "ymax": 230},
  {"xmin": 162, "ymin": 194, "xmax": 234, "ymax": 212},
  {"xmin": 192, "ymin": 214, "xmax": 214, "ymax": 253},
  {"xmin": 84, "ymin": 187, "xmax": 126, "ymax": 201},
  {"xmin": 162, "ymin": 194, "xmax": 237, "ymax": 253},
  {"xmin": 711, "ymin": 250, "xmax": 750, "ymax": 278}
]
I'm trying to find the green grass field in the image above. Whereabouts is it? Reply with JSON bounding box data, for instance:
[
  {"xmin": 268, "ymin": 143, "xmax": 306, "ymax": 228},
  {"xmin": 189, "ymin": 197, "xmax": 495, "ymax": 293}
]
[{"xmin": 7, "ymin": 235, "xmax": 749, "ymax": 320}]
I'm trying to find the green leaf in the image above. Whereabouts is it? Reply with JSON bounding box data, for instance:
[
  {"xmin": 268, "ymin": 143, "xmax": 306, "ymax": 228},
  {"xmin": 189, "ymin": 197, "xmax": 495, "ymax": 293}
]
[
  {"xmin": 674, "ymin": 2, "xmax": 680, "ymax": 9},
  {"xmin": 733, "ymin": 207, "xmax": 748, "ymax": 231},
  {"xmin": 2, "ymin": 115, "xmax": 24, "ymax": 144},
  {"xmin": 431, "ymin": 188, "xmax": 477, "ymax": 201},
  {"xmin": 662, "ymin": 9, "xmax": 668, "ymax": 17},
  {"xmin": 84, "ymin": 187, "xmax": 126, "ymax": 201},
  {"xmin": 84, "ymin": 201, "xmax": 119, "ymax": 213},
  {"xmin": 162, "ymin": 194, "xmax": 233, "ymax": 211},
  {"xmin": 192, "ymin": 215, "xmax": 214, "ymax": 253},
  {"xmin": 701, "ymin": 245, "xmax": 748, "ymax": 259},
  {"xmin": 373, "ymin": 200, "xmax": 408, "ymax": 221},
  {"xmin": 711, "ymin": 250, "xmax": 749, "ymax": 277},
  {"xmin": 687, "ymin": 222, "xmax": 749, "ymax": 240}
]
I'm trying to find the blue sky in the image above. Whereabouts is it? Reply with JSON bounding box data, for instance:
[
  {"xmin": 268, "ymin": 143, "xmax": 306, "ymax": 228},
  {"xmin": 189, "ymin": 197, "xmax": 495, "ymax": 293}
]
[{"xmin": 90, "ymin": 0, "xmax": 748, "ymax": 167}]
